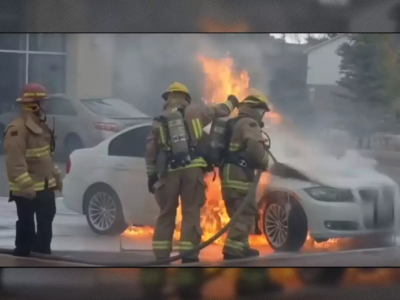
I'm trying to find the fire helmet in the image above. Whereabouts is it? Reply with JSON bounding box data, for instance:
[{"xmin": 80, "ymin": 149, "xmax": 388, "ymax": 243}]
[
  {"xmin": 16, "ymin": 83, "xmax": 48, "ymax": 104},
  {"xmin": 162, "ymin": 82, "xmax": 191, "ymax": 102},
  {"xmin": 241, "ymin": 90, "xmax": 270, "ymax": 112}
]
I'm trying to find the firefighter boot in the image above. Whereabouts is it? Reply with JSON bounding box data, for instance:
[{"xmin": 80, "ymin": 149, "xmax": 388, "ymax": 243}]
[
  {"xmin": 224, "ymin": 248, "xmax": 260, "ymax": 260},
  {"xmin": 155, "ymin": 257, "xmax": 171, "ymax": 265},
  {"xmin": 244, "ymin": 248, "xmax": 260, "ymax": 257},
  {"xmin": 181, "ymin": 257, "xmax": 200, "ymax": 264}
]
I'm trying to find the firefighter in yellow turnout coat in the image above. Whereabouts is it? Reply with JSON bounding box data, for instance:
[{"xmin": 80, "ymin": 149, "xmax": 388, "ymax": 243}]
[
  {"xmin": 145, "ymin": 82, "xmax": 239, "ymax": 263},
  {"xmin": 221, "ymin": 92, "xmax": 271, "ymax": 260},
  {"xmin": 3, "ymin": 83, "xmax": 62, "ymax": 257}
]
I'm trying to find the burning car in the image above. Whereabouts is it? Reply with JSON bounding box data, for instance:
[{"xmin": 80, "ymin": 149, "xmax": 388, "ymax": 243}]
[
  {"xmin": 61, "ymin": 120, "xmax": 400, "ymax": 253},
  {"xmin": 62, "ymin": 54, "xmax": 399, "ymax": 253}
]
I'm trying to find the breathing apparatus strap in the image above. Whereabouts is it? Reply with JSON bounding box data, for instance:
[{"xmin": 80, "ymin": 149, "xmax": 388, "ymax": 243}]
[
  {"xmin": 179, "ymin": 107, "xmax": 202, "ymax": 161},
  {"xmin": 221, "ymin": 116, "xmax": 264, "ymax": 177}
]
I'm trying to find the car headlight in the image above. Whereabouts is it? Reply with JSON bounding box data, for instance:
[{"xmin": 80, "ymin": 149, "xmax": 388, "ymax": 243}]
[{"xmin": 304, "ymin": 187, "xmax": 354, "ymax": 202}]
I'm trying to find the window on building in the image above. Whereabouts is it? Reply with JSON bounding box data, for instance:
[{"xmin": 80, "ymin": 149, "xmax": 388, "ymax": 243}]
[
  {"xmin": 0, "ymin": 34, "xmax": 67, "ymax": 114},
  {"xmin": 28, "ymin": 54, "xmax": 66, "ymax": 94},
  {"xmin": 29, "ymin": 34, "xmax": 66, "ymax": 52},
  {"xmin": 45, "ymin": 97, "xmax": 77, "ymax": 116},
  {"xmin": 0, "ymin": 53, "xmax": 26, "ymax": 113},
  {"xmin": 0, "ymin": 34, "xmax": 26, "ymax": 51},
  {"xmin": 108, "ymin": 125, "xmax": 151, "ymax": 157}
]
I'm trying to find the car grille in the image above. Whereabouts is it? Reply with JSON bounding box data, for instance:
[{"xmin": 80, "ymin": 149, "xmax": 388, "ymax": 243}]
[{"xmin": 359, "ymin": 187, "xmax": 394, "ymax": 230}]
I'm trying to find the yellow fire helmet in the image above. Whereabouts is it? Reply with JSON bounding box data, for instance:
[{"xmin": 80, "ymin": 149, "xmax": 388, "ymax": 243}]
[
  {"xmin": 161, "ymin": 82, "xmax": 191, "ymax": 102},
  {"xmin": 242, "ymin": 89, "xmax": 270, "ymax": 111}
]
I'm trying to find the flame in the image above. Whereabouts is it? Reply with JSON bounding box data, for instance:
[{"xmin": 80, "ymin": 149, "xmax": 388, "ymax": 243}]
[
  {"xmin": 197, "ymin": 55, "xmax": 249, "ymax": 104},
  {"xmin": 124, "ymin": 55, "xmax": 340, "ymax": 252}
]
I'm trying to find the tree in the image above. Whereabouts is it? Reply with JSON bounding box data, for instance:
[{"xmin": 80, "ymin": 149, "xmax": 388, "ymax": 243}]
[{"xmin": 336, "ymin": 34, "xmax": 395, "ymax": 147}]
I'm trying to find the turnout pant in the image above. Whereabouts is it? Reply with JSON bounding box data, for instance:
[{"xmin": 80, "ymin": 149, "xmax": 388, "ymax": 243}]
[
  {"xmin": 152, "ymin": 167, "xmax": 206, "ymax": 260},
  {"xmin": 222, "ymin": 188, "xmax": 258, "ymax": 257},
  {"xmin": 11, "ymin": 189, "xmax": 56, "ymax": 256}
]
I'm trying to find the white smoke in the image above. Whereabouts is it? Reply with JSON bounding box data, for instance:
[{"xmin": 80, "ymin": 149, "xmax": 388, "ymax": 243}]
[{"xmin": 266, "ymin": 123, "xmax": 397, "ymax": 189}]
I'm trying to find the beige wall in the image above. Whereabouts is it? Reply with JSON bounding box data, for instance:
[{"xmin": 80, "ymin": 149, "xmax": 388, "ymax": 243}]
[{"xmin": 65, "ymin": 34, "xmax": 116, "ymax": 100}]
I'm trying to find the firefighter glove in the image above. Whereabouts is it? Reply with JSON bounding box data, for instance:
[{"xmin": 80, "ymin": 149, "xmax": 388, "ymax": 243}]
[
  {"xmin": 148, "ymin": 174, "xmax": 159, "ymax": 194},
  {"xmin": 54, "ymin": 173, "xmax": 63, "ymax": 192},
  {"xmin": 22, "ymin": 187, "xmax": 36, "ymax": 200},
  {"xmin": 227, "ymin": 95, "xmax": 239, "ymax": 108}
]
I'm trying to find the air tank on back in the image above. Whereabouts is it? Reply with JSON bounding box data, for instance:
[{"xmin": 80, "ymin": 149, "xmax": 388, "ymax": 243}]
[
  {"xmin": 209, "ymin": 117, "xmax": 231, "ymax": 166},
  {"xmin": 165, "ymin": 109, "xmax": 191, "ymax": 168}
]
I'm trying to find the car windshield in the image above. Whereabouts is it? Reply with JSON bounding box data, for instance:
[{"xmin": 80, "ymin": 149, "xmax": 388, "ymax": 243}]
[{"xmin": 80, "ymin": 98, "xmax": 148, "ymax": 118}]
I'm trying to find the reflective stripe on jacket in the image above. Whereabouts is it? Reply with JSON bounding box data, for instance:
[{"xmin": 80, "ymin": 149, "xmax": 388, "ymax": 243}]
[{"xmin": 4, "ymin": 114, "xmax": 58, "ymax": 195}]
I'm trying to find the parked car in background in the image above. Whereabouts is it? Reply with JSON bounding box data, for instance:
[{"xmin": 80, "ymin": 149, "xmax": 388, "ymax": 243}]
[{"xmin": 0, "ymin": 95, "xmax": 151, "ymax": 158}]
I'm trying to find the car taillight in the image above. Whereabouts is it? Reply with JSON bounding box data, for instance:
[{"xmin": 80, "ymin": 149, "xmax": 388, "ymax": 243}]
[
  {"xmin": 66, "ymin": 157, "xmax": 71, "ymax": 174},
  {"xmin": 94, "ymin": 122, "xmax": 119, "ymax": 132}
]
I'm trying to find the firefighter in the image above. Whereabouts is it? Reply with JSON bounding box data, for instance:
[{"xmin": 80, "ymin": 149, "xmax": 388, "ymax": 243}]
[
  {"xmin": 220, "ymin": 91, "xmax": 270, "ymax": 260},
  {"xmin": 145, "ymin": 82, "xmax": 239, "ymax": 264},
  {"xmin": 3, "ymin": 83, "xmax": 62, "ymax": 257}
]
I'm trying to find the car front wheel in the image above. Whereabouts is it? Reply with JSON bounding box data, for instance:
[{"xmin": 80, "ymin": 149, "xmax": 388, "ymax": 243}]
[
  {"xmin": 262, "ymin": 192, "xmax": 308, "ymax": 252},
  {"xmin": 84, "ymin": 186, "xmax": 128, "ymax": 235}
]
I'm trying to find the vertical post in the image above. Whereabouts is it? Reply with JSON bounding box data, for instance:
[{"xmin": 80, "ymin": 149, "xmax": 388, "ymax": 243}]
[{"xmin": 25, "ymin": 34, "xmax": 29, "ymax": 84}]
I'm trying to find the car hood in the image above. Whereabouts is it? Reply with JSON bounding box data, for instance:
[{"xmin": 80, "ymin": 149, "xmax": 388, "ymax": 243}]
[
  {"xmin": 262, "ymin": 122, "xmax": 399, "ymax": 189},
  {"xmin": 270, "ymin": 149, "xmax": 396, "ymax": 190}
]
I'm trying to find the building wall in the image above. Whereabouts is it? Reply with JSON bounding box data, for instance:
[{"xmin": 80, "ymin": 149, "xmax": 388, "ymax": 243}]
[
  {"xmin": 306, "ymin": 35, "xmax": 349, "ymax": 86},
  {"xmin": 65, "ymin": 34, "xmax": 115, "ymax": 100}
]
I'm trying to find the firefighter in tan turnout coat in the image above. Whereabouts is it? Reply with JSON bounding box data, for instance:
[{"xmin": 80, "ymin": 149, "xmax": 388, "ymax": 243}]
[
  {"xmin": 3, "ymin": 83, "xmax": 62, "ymax": 257},
  {"xmin": 144, "ymin": 82, "xmax": 239, "ymax": 263},
  {"xmin": 220, "ymin": 91, "xmax": 271, "ymax": 260}
]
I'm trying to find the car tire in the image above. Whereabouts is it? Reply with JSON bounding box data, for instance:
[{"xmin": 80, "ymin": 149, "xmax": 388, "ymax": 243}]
[
  {"xmin": 64, "ymin": 133, "xmax": 83, "ymax": 159},
  {"xmin": 262, "ymin": 192, "xmax": 308, "ymax": 252},
  {"xmin": 296, "ymin": 268, "xmax": 346, "ymax": 286},
  {"xmin": 84, "ymin": 185, "xmax": 128, "ymax": 236}
]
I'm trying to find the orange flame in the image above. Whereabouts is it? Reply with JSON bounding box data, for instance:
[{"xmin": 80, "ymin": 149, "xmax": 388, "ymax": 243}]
[{"xmin": 124, "ymin": 55, "xmax": 339, "ymax": 251}]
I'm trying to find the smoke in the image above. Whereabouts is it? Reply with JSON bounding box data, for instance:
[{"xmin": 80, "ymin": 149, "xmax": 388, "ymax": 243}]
[
  {"xmin": 266, "ymin": 122, "xmax": 398, "ymax": 189},
  {"xmin": 111, "ymin": 34, "xmax": 273, "ymax": 117},
  {"xmin": 97, "ymin": 33, "xmax": 398, "ymax": 188}
]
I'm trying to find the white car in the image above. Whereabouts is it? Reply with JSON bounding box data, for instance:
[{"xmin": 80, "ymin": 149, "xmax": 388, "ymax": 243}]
[{"xmin": 62, "ymin": 122, "xmax": 400, "ymax": 252}]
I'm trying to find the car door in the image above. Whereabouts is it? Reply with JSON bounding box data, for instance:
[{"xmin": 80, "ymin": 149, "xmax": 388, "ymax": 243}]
[
  {"xmin": 45, "ymin": 96, "xmax": 78, "ymax": 151},
  {"xmin": 107, "ymin": 124, "xmax": 159, "ymax": 227}
]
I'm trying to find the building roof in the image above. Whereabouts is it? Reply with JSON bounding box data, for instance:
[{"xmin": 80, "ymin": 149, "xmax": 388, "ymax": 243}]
[{"xmin": 303, "ymin": 34, "xmax": 351, "ymax": 54}]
